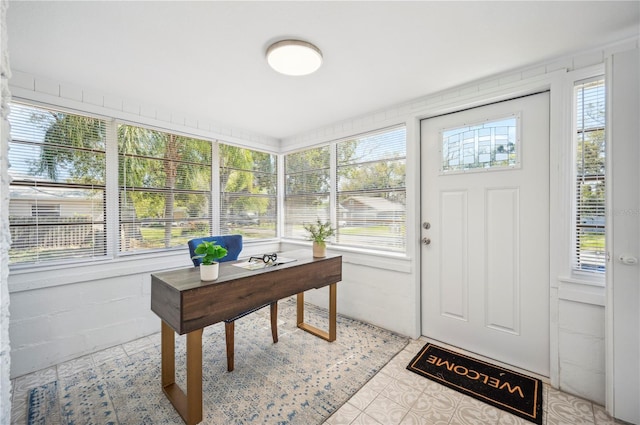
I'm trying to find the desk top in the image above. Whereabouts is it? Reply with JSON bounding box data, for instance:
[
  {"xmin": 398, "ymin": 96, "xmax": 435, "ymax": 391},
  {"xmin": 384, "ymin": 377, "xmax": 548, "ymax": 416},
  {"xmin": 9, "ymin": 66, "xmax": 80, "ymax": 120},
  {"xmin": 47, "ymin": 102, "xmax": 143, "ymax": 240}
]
[
  {"xmin": 152, "ymin": 249, "xmax": 339, "ymax": 292},
  {"xmin": 151, "ymin": 249, "xmax": 342, "ymax": 334}
]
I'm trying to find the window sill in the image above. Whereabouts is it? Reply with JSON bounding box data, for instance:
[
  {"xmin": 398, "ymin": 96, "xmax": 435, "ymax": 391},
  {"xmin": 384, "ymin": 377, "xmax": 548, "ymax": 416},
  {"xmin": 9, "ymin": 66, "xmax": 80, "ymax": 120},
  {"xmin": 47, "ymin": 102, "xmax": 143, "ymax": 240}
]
[
  {"xmin": 9, "ymin": 238, "xmax": 412, "ymax": 293},
  {"xmin": 279, "ymin": 239, "xmax": 412, "ymax": 273},
  {"xmin": 8, "ymin": 250, "xmax": 192, "ymax": 293}
]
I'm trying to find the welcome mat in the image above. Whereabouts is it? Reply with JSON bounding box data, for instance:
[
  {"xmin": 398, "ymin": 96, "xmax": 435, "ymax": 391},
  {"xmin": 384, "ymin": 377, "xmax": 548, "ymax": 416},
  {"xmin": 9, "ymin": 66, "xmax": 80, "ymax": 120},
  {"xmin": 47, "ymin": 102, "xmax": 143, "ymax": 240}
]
[{"xmin": 407, "ymin": 343, "xmax": 543, "ymax": 424}]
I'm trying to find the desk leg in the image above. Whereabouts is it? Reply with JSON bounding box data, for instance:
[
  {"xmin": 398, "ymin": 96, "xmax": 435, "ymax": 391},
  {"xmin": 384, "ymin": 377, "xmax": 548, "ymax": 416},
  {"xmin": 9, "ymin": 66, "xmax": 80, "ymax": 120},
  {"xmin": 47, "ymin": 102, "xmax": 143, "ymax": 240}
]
[
  {"xmin": 161, "ymin": 321, "xmax": 203, "ymax": 425},
  {"xmin": 296, "ymin": 283, "xmax": 337, "ymax": 342}
]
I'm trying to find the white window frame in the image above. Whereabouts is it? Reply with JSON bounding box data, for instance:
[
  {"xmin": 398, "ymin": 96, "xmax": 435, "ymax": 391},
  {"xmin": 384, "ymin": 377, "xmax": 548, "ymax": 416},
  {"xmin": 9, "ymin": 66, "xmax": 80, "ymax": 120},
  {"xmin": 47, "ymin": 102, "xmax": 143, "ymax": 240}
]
[
  {"xmin": 7, "ymin": 99, "xmax": 280, "ymax": 273},
  {"xmin": 218, "ymin": 142, "xmax": 279, "ymax": 241},
  {"xmin": 567, "ymin": 65, "xmax": 607, "ymax": 285},
  {"xmin": 7, "ymin": 101, "xmax": 110, "ymax": 267},
  {"xmin": 116, "ymin": 122, "xmax": 215, "ymax": 256},
  {"xmin": 283, "ymin": 125, "xmax": 407, "ymax": 254}
]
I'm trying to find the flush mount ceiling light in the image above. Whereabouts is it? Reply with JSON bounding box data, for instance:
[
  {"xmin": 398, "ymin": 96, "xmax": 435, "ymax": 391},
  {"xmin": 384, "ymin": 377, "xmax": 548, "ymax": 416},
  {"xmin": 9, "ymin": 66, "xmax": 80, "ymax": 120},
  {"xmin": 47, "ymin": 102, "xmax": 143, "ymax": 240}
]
[{"xmin": 266, "ymin": 39, "xmax": 323, "ymax": 76}]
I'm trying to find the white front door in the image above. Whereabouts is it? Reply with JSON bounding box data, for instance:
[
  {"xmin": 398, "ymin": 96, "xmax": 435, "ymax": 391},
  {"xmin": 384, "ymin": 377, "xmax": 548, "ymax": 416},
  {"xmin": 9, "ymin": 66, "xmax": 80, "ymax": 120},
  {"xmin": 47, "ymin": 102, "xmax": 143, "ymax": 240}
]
[{"xmin": 420, "ymin": 92, "xmax": 550, "ymax": 376}]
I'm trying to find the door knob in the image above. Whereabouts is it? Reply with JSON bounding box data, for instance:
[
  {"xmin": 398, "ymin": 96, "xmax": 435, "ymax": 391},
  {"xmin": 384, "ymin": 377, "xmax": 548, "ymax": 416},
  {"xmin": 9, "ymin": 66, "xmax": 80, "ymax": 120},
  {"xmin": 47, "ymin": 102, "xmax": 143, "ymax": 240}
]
[{"xmin": 422, "ymin": 237, "xmax": 431, "ymax": 245}]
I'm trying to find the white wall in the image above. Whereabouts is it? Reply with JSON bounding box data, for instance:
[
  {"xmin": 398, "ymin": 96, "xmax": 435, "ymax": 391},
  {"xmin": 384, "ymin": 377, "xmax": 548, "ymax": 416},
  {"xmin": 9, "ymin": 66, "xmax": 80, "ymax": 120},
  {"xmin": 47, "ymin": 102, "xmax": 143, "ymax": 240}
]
[
  {"xmin": 557, "ymin": 295, "xmax": 606, "ymax": 403},
  {"xmin": 281, "ymin": 242, "xmax": 417, "ymax": 338},
  {"xmin": 1, "ymin": 0, "xmax": 12, "ymax": 420},
  {"xmin": 8, "ymin": 241, "xmax": 279, "ymax": 377},
  {"xmin": 5, "ymin": 36, "xmax": 640, "ymax": 415},
  {"xmin": 281, "ymin": 37, "xmax": 639, "ymax": 407}
]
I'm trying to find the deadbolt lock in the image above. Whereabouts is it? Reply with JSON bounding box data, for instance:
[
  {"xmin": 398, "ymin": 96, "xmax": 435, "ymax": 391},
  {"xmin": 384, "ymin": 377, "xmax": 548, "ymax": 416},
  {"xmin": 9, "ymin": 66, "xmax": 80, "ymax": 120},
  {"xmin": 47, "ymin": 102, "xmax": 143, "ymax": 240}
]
[{"xmin": 423, "ymin": 222, "xmax": 431, "ymax": 230}]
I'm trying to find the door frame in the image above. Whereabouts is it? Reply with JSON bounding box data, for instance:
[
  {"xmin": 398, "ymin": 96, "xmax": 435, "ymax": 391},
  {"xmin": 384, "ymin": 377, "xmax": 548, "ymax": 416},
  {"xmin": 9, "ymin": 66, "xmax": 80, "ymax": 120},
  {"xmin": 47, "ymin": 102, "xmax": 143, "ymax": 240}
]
[
  {"xmin": 605, "ymin": 49, "xmax": 639, "ymax": 423},
  {"xmin": 419, "ymin": 92, "xmax": 551, "ymax": 377},
  {"xmin": 410, "ymin": 70, "xmax": 566, "ymax": 388}
]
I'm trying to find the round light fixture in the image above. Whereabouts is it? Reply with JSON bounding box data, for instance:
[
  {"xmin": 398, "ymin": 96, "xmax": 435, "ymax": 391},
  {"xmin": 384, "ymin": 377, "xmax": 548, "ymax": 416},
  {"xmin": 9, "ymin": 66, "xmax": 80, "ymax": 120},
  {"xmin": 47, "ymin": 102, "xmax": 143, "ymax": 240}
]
[{"xmin": 266, "ymin": 40, "xmax": 323, "ymax": 76}]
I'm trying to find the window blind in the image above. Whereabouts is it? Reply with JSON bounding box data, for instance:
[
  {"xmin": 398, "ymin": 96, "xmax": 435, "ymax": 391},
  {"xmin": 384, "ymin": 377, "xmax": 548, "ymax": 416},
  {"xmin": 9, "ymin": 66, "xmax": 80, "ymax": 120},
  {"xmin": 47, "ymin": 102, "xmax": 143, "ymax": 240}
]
[
  {"xmin": 574, "ymin": 77, "xmax": 606, "ymax": 272},
  {"xmin": 284, "ymin": 146, "xmax": 331, "ymax": 239},
  {"xmin": 8, "ymin": 102, "xmax": 107, "ymax": 265},
  {"xmin": 118, "ymin": 125, "xmax": 212, "ymax": 253},
  {"xmin": 219, "ymin": 144, "xmax": 277, "ymax": 240},
  {"xmin": 336, "ymin": 126, "xmax": 407, "ymax": 252}
]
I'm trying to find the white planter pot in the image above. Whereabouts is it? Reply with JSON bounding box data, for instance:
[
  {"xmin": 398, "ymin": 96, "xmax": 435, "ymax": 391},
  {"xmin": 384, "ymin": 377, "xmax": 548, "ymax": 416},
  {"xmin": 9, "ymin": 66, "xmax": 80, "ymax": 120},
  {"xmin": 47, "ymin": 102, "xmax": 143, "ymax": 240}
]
[{"xmin": 200, "ymin": 263, "xmax": 219, "ymax": 281}]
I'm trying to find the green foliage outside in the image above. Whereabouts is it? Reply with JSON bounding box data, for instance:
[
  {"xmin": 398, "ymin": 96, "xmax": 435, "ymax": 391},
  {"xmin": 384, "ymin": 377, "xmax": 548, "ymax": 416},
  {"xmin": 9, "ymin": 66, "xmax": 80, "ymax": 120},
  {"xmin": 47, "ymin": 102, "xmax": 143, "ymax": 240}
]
[
  {"xmin": 17, "ymin": 106, "xmax": 407, "ymax": 260},
  {"xmin": 575, "ymin": 79, "xmax": 606, "ymax": 270},
  {"xmin": 31, "ymin": 111, "xmax": 107, "ymax": 184},
  {"xmin": 219, "ymin": 144, "xmax": 275, "ymax": 217}
]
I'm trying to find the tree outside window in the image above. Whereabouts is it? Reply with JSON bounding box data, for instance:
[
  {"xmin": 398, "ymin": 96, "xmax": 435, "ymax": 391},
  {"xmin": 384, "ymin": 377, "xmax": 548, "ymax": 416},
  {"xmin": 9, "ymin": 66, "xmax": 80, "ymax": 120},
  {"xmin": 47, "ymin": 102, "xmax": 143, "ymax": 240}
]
[
  {"xmin": 8, "ymin": 103, "xmax": 107, "ymax": 264},
  {"xmin": 118, "ymin": 125, "xmax": 212, "ymax": 253},
  {"xmin": 219, "ymin": 144, "xmax": 277, "ymax": 240}
]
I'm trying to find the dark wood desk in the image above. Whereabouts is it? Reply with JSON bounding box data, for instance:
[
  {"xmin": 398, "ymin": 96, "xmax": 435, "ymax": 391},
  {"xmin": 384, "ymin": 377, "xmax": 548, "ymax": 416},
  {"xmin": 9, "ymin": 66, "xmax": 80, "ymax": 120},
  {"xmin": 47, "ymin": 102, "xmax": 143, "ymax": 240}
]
[{"xmin": 151, "ymin": 250, "xmax": 342, "ymax": 425}]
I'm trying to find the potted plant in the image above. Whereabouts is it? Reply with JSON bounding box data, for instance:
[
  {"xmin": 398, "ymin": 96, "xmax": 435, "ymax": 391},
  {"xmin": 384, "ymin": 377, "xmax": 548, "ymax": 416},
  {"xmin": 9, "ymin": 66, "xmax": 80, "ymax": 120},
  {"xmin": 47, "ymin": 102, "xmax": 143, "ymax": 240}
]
[
  {"xmin": 192, "ymin": 240, "xmax": 228, "ymax": 281},
  {"xmin": 303, "ymin": 219, "xmax": 335, "ymax": 258}
]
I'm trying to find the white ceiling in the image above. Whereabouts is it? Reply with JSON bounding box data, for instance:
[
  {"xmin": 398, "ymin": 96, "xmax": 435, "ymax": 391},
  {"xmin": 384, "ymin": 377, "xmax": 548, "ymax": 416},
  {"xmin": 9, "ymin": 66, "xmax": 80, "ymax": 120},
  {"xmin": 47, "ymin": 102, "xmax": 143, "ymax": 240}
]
[{"xmin": 7, "ymin": 1, "xmax": 640, "ymax": 140}]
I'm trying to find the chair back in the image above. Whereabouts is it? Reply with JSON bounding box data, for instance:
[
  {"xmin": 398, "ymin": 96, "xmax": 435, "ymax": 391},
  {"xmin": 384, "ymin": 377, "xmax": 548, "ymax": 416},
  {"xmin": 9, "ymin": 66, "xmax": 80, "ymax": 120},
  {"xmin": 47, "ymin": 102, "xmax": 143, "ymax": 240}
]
[{"xmin": 188, "ymin": 235, "xmax": 243, "ymax": 267}]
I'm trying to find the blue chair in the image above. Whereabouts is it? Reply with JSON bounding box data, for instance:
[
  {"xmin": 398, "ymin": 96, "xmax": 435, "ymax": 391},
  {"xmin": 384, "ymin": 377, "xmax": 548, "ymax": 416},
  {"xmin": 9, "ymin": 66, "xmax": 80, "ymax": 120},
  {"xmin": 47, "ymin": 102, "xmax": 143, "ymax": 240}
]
[
  {"xmin": 187, "ymin": 235, "xmax": 278, "ymax": 371},
  {"xmin": 188, "ymin": 234, "xmax": 244, "ymax": 266}
]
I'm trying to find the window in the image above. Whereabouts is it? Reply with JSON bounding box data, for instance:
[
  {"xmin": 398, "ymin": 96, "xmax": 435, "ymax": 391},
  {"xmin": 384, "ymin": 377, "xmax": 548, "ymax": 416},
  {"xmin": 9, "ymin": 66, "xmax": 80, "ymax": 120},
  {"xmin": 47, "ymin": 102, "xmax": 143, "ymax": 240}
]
[
  {"xmin": 574, "ymin": 77, "xmax": 606, "ymax": 273},
  {"xmin": 441, "ymin": 116, "xmax": 519, "ymax": 173},
  {"xmin": 8, "ymin": 103, "xmax": 107, "ymax": 264},
  {"xmin": 284, "ymin": 126, "xmax": 407, "ymax": 253},
  {"xmin": 284, "ymin": 146, "xmax": 331, "ymax": 239},
  {"xmin": 337, "ymin": 127, "xmax": 406, "ymax": 251},
  {"xmin": 8, "ymin": 100, "xmax": 281, "ymax": 267},
  {"xmin": 118, "ymin": 125, "xmax": 212, "ymax": 253},
  {"xmin": 219, "ymin": 144, "xmax": 277, "ymax": 240}
]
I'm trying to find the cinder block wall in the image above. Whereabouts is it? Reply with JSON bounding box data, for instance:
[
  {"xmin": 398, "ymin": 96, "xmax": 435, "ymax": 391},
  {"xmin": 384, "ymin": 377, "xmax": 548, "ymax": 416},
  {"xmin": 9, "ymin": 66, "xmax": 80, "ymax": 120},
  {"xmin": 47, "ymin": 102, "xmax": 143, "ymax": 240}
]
[{"xmin": 1, "ymin": 0, "xmax": 13, "ymax": 421}]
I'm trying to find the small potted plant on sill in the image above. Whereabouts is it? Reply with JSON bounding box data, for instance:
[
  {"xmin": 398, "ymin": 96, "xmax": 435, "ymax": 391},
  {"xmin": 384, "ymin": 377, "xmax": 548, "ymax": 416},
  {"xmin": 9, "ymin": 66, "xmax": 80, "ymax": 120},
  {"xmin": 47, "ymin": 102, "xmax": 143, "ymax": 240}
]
[
  {"xmin": 192, "ymin": 240, "xmax": 228, "ymax": 281},
  {"xmin": 303, "ymin": 219, "xmax": 335, "ymax": 258}
]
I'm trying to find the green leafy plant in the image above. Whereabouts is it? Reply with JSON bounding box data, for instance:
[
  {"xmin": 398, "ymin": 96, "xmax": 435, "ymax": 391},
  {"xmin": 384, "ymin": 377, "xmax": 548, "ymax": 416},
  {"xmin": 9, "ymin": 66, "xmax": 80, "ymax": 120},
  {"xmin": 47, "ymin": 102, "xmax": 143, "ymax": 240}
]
[
  {"xmin": 192, "ymin": 240, "xmax": 228, "ymax": 265},
  {"xmin": 303, "ymin": 219, "xmax": 335, "ymax": 245}
]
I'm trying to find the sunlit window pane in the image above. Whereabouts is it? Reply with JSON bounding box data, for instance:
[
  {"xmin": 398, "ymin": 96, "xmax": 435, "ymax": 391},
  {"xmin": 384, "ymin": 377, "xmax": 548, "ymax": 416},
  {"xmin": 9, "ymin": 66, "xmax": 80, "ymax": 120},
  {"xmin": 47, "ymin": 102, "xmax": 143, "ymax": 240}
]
[{"xmin": 8, "ymin": 102, "xmax": 107, "ymax": 265}]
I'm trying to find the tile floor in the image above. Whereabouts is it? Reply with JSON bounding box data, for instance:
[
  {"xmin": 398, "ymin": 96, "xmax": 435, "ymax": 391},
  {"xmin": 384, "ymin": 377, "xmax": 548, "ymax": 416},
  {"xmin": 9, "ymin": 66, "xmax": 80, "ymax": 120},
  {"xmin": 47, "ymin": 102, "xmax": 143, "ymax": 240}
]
[
  {"xmin": 11, "ymin": 333, "xmax": 624, "ymax": 425},
  {"xmin": 324, "ymin": 338, "xmax": 626, "ymax": 425}
]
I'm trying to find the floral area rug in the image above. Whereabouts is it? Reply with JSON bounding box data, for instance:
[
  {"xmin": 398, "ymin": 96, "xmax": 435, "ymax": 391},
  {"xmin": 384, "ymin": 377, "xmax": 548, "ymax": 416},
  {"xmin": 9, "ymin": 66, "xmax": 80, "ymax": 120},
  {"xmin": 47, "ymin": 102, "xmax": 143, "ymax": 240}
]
[{"xmin": 21, "ymin": 298, "xmax": 408, "ymax": 424}]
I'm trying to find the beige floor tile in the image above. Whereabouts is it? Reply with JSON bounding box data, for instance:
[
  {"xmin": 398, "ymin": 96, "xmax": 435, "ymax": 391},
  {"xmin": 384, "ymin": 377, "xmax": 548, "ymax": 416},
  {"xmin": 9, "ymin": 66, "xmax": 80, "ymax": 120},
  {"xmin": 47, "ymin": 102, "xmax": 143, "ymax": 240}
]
[
  {"xmin": 325, "ymin": 402, "xmax": 362, "ymax": 425},
  {"xmin": 121, "ymin": 335, "xmax": 157, "ymax": 356},
  {"xmin": 349, "ymin": 385, "xmax": 381, "ymax": 411},
  {"xmin": 380, "ymin": 378, "xmax": 423, "ymax": 409},
  {"xmin": 449, "ymin": 396, "xmax": 501, "ymax": 425},
  {"xmin": 91, "ymin": 344, "xmax": 127, "ymax": 365},
  {"xmin": 546, "ymin": 387, "xmax": 595, "ymax": 425},
  {"xmin": 399, "ymin": 410, "xmax": 433, "ymax": 425},
  {"xmin": 351, "ymin": 411, "xmax": 384, "ymax": 425},
  {"xmin": 365, "ymin": 394, "xmax": 411, "ymax": 425},
  {"xmin": 498, "ymin": 410, "xmax": 534, "ymax": 425},
  {"xmin": 56, "ymin": 353, "xmax": 94, "ymax": 378}
]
